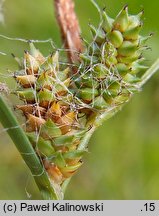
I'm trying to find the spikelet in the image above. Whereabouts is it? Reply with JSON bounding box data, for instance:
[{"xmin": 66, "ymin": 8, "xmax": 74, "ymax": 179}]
[
  {"xmin": 78, "ymin": 5, "xmax": 151, "ymax": 109},
  {"xmin": 13, "ymin": 6, "xmax": 151, "ymax": 187},
  {"xmin": 14, "ymin": 42, "xmax": 86, "ymax": 185}
]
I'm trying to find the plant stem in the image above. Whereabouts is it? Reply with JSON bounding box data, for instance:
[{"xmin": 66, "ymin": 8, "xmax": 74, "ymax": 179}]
[
  {"xmin": 0, "ymin": 95, "xmax": 63, "ymax": 200},
  {"xmin": 139, "ymin": 58, "xmax": 159, "ymax": 87},
  {"xmin": 54, "ymin": 0, "xmax": 83, "ymax": 63}
]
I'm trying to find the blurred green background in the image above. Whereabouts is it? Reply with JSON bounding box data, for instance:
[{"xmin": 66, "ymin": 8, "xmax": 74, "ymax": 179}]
[{"xmin": 0, "ymin": 0, "xmax": 159, "ymax": 199}]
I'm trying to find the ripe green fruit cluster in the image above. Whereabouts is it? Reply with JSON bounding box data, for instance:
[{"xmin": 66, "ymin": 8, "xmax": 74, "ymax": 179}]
[
  {"xmin": 14, "ymin": 44, "xmax": 86, "ymax": 185},
  {"xmin": 78, "ymin": 5, "xmax": 150, "ymax": 110},
  {"xmin": 13, "ymin": 6, "xmax": 150, "ymax": 186}
]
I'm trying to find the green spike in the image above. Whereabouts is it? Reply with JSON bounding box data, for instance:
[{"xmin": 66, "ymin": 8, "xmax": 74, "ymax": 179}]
[
  {"xmin": 89, "ymin": 24, "xmax": 105, "ymax": 44},
  {"xmin": 80, "ymin": 53, "xmax": 98, "ymax": 64},
  {"xmin": 75, "ymin": 74, "xmax": 99, "ymax": 88},
  {"xmin": 27, "ymin": 131, "xmax": 57, "ymax": 158},
  {"xmin": 74, "ymin": 77, "xmax": 82, "ymax": 88},
  {"xmin": 52, "ymin": 152, "xmax": 66, "ymax": 168},
  {"xmin": 123, "ymin": 24, "xmax": 142, "ymax": 40},
  {"xmin": 113, "ymin": 93, "xmax": 130, "ymax": 105},
  {"xmin": 130, "ymin": 63, "xmax": 148, "ymax": 75},
  {"xmin": 40, "ymin": 119, "xmax": 62, "ymax": 139},
  {"xmin": 102, "ymin": 11, "xmax": 114, "ymax": 33},
  {"xmin": 104, "ymin": 41, "xmax": 118, "ymax": 56},
  {"xmin": 60, "ymin": 162, "xmax": 82, "ymax": 174},
  {"xmin": 57, "ymin": 68, "xmax": 69, "ymax": 81},
  {"xmin": 93, "ymin": 64, "xmax": 109, "ymax": 79},
  {"xmin": 118, "ymin": 41, "xmax": 138, "ymax": 57},
  {"xmin": 89, "ymin": 42, "xmax": 100, "ymax": 55},
  {"xmin": 48, "ymin": 52, "xmax": 59, "ymax": 71},
  {"xmin": 108, "ymin": 81, "xmax": 121, "ymax": 97},
  {"xmin": 93, "ymin": 96, "xmax": 108, "ymax": 110},
  {"xmin": 128, "ymin": 14, "xmax": 141, "ymax": 29},
  {"xmin": 82, "ymin": 76, "xmax": 99, "ymax": 88},
  {"xmin": 37, "ymin": 137, "xmax": 55, "ymax": 157},
  {"xmin": 89, "ymin": 24, "xmax": 97, "ymax": 36},
  {"xmin": 63, "ymin": 150, "xmax": 86, "ymax": 160},
  {"xmin": 103, "ymin": 42, "xmax": 118, "ymax": 65},
  {"xmin": 53, "ymin": 135, "xmax": 75, "ymax": 146},
  {"xmin": 123, "ymin": 73, "xmax": 141, "ymax": 83},
  {"xmin": 29, "ymin": 43, "xmax": 41, "ymax": 58},
  {"xmin": 11, "ymin": 5, "xmax": 153, "ymax": 189},
  {"xmin": 37, "ymin": 72, "xmax": 54, "ymax": 89},
  {"xmin": 105, "ymin": 55, "xmax": 118, "ymax": 66},
  {"xmin": 117, "ymin": 53, "xmax": 141, "ymax": 64},
  {"xmin": 113, "ymin": 5, "xmax": 129, "ymax": 32},
  {"xmin": 55, "ymin": 78, "xmax": 70, "ymax": 94},
  {"xmin": 16, "ymin": 89, "xmax": 35, "ymax": 102},
  {"xmin": 78, "ymin": 88, "xmax": 99, "ymax": 101},
  {"xmin": 38, "ymin": 89, "xmax": 55, "ymax": 104},
  {"xmin": 82, "ymin": 38, "xmax": 90, "ymax": 48},
  {"xmin": 137, "ymin": 10, "xmax": 144, "ymax": 19},
  {"xmin": 126, "ymin": 86, "xmax": 139, "ymax": 93},
  {"xmin": 101, "ymin": 80, "xmax": 121, "ymax": 99},
  {"xmin": 116, "ymin": 63, "xmax": 130, "ymax": 76},
  {"xmin": 108, "ymin": 30, "xmax": 123, "ymax": 48}
]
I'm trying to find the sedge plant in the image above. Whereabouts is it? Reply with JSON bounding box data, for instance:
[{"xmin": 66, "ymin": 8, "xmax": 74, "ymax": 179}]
[{"xmin": 0, "ymin": 2, "xmax": 159, "ymax": 199}]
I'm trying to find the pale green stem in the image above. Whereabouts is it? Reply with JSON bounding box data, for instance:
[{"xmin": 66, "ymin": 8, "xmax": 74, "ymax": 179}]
[
  {"xmin": 0, "ymin": 95, "xmax": 63, "ymax": 200},
  {"xmin": 139, "ymin": 58, "xmax": 159, "ymax": 87}
]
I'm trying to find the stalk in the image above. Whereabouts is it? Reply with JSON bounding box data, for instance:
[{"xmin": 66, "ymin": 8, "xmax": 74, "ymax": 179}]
[
  {"xmin": 54, "ymin": 0, "xmax": 83, "ymax": 63},
  {"xmin": 139, "ymin": 58, "xmax": 159, "ymax": 87},
  {"xmin": 0, "ymin": 95, "xmax": 63, "ymax": 200}
]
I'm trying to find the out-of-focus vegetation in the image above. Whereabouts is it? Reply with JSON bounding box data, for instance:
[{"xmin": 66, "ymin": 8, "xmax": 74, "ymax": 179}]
[{"xmin": 0, "ymin": 0, "xmax": 159, "ymax": 199}]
